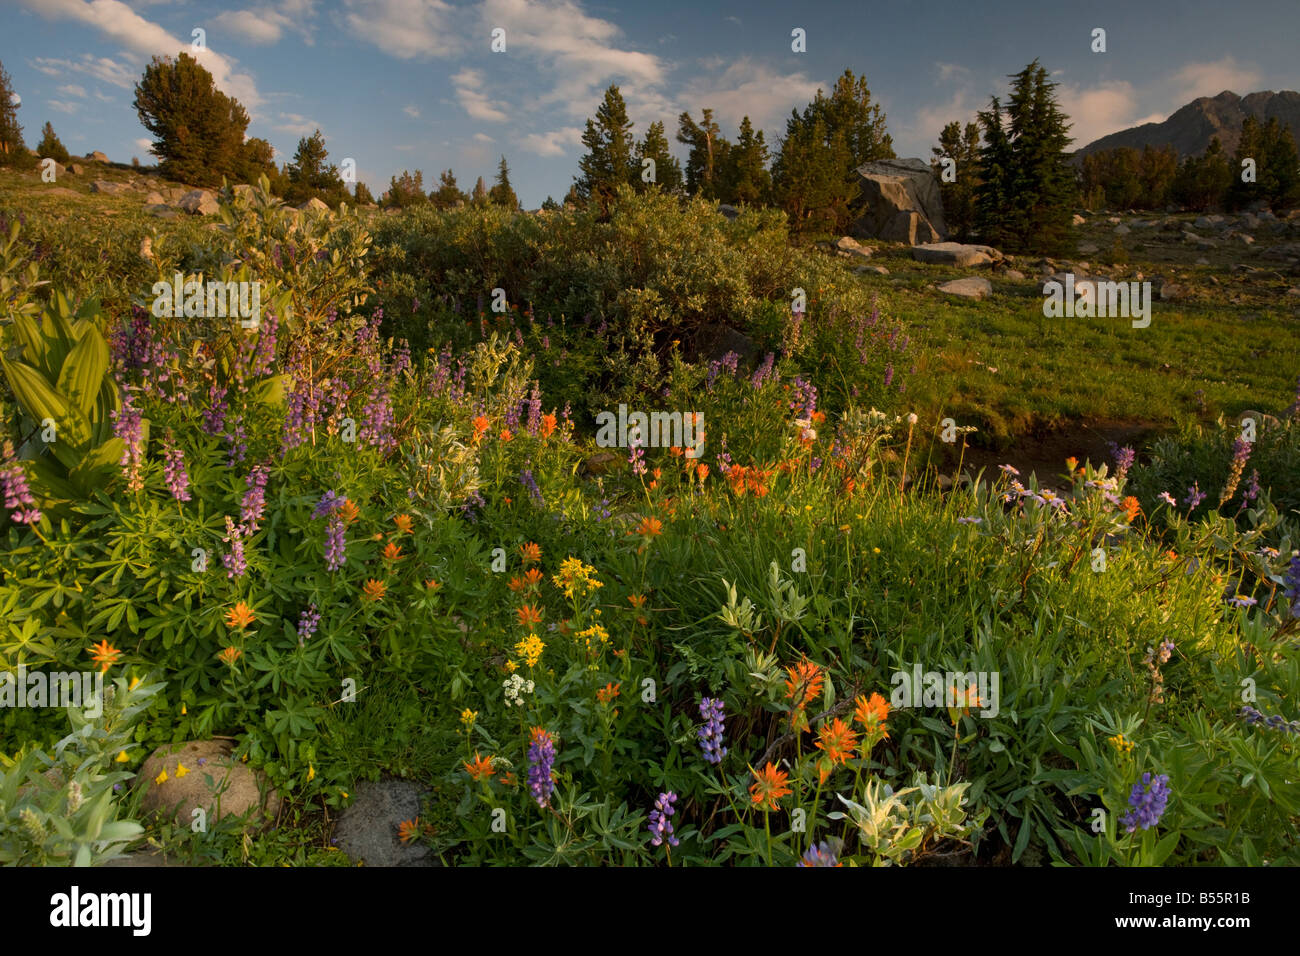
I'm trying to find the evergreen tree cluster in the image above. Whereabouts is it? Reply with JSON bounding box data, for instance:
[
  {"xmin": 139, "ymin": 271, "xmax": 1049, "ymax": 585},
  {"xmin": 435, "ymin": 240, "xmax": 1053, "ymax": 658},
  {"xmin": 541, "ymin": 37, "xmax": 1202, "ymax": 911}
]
[{"xmin": 1079, "ymin": 144, "xmax": 1178, "ymax": 211}]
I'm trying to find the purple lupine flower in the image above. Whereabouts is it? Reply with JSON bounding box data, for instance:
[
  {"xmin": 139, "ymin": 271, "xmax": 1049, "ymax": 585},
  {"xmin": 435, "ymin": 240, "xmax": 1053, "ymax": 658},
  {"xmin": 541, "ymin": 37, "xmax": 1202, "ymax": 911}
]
[
  {"xmin": 162, "ymin": 441, "xmax": 191, "ymax": 502},
  {"xmin": 1239, "ymin": 469, "xmax": 1261, "ymax": 507},
  {"xmin": 789, "ymin": 376, "xmax": 818, "ymax": 420},
  {"xmin": 112, "ymin": 389, "xmax": 145, "ymax": 492},
  {"xmin": 460, "ymin": 489, "xmax": 486, "ymax": 523},
  {"xmin": 224, "ymin": 414, "xmax": 248, "ymax": 467},
  {"xmin": 750, "ymin": 352, "xmax": 776, "ymax": 390},
  {"xmin": 1184, "ymin": 482, "xmax": 1206, "ymax": 509},
  {"xmin": 798, "ymin": 841, "xmax": 840, "ymax": 867},
  {"xmin": 221, "ymin": 516, "xmax": 247, "ymax": 579},
  {"xmin": 324, "ymin": 513, "xmax": 346, "ymax": 571},
  {"xmin": 1, "ymin": 458, "xmax": 42, "ymax": 526},
  {"xmin": 787, "ymin": 310, "xmax": 805, "ymax": 351},
  {"xmin": 883, "ymin": 364, "xmax": 894, "ymax": 389},
  {"xmin": 240, "ymin": 465, "xmax": 269, "ymax": 531},
  {"xmin": 628, "ymin": 441, "xmax": 647, "ymax": 477},
  {"xmin": 201, "ymin": 383, "xmax": 229, "ymax": 436},
  {"xmin": 519, "ymin": 468, "xmax": 544, "ymax": 506},
  {"xmin": 297, "ymin": 604, "xmax": 320, "ymax": 645},
  {"xmin": 527, "ymin": 727, "xmax": 557, "ymax": 808},
  {"xmin": 1119, "ymin": 772, "xmax": 1171, "ymax": 833},
  {"xmin": 1239, "ymin": 706, "xmax": 1300, "ymax": 735},
  {"xmin": 313, "ymin": 490, "xmax": 343, "ymax": 519},
  {"xmin": 1283, "ymin": 556, "xmax": 1300, "ymax": 617},
  {"xmin": 647, "ymin": 791, "xmax": 679, "ymax": 848},
  {"xmin": 524, "ymin": 384, "xmax": 542, "ymax": 437},
  {"xmin": 698, "ymin": 697, "xmax": 727, "ymax": 765},
  {"xmin": 249, "ymin": 311, "xmax": 278, "ymax": 378},
  {"xmin": 359, "ymin": 385, "xmax": 396, "ymax": 452},
  {"xmin": 1219, "ymin": 437, "xmax": 1252, "ymax": 505},
  {"xmin": 1110, "ymin": 444, "xmax": 1136, "ymax": 481}
]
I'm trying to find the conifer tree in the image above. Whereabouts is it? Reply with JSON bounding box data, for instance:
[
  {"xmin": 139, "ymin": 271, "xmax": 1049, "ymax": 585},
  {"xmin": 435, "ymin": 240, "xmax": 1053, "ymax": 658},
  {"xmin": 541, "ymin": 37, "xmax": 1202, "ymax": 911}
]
[
  {"xmin": 36, "ymin": 121, "xmax": 70, "ymax": 164},
  {"xmin": 430, "ymin": 169, "xmax": 466, "ymax": 209},
  {"xmin": 0, "ymin": 59, "xmax": 28, "ymax": 165},
  {"xmin": 676, "ymin": 109, "xmax": 728, "ymax": 199},
  {"xmin": 576, "ymin": 84, "xmax": 636, "ymax": 212},
  {"xmin": 718, "ymin": 116, "xmax": 771, "ymax": 205},
  {"xmin": 354, "ymin": 180, "xmax": 375, "ymax": 205},
  {"xmin": 489, "ymin": 154, "xmax": 519, "ymax": 209},
  {"xmin": 974, "ymin": 61, "xmax": 1077, "ymax": 255},
  {"xmin": 931, "ymin": 121, "xmax": 981, "ymax": 239},
  {"xmin": 285, "ymin": 129, "xmax": 347, "ymax": 205},
  {"xmin": 134, "ymin": 52, "xmax": 249, "ymax": 185},
  {"xmin": 634, "ymin": 120, "xmax": 682, "ymax": 193}
]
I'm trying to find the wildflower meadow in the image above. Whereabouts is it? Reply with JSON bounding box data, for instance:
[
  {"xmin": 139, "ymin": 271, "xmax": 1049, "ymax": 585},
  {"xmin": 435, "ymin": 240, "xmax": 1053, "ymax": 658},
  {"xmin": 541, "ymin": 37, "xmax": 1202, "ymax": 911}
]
[{"xmin": 2, "ymin": 179, "xmax": 1296, "ymax": 873}]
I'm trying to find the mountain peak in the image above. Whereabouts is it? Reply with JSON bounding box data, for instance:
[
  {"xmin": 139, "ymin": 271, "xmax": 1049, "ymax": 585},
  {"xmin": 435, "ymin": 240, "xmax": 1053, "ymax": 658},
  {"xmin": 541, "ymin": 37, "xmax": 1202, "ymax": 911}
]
[{"xmin": 1076, "ymin": 90, "xmax": 1300, "ymax": 159}]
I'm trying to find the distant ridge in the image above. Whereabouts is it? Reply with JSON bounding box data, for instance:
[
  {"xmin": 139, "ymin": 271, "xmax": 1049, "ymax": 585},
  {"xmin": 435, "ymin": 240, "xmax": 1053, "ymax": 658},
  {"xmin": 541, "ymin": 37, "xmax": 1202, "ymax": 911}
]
[{"xmin": 1074, "ymin": 90, "xmax": 1300, "ymax": 159}]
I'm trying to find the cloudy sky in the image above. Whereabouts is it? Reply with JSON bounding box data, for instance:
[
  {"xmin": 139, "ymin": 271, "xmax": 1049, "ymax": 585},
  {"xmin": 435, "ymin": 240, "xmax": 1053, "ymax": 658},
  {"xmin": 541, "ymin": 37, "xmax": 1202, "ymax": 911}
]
[{"xmin": 3, "ymin": 0, "xmax": 1298, "ymax": 206}]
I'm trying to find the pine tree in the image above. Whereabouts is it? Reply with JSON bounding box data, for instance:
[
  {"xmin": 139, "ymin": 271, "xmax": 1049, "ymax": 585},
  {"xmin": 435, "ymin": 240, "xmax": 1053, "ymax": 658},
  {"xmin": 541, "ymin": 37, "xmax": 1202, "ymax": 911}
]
[
  {"xmin": 1171, "ymin": 137, "xmax": 1232, "ymax": 211},
  {"xmin": 931, "ymin": 121, "xmax": 981, "ymax": 239},
  {"xmin": 576, "ymin": 84, "xmax": 636, "ymax": 212},
  {"xmin": 354, "ymin": 181, "xmax": 375, "ymax": 205},
  {"xmin": 0, "ymin": 59, "xmax": 28, "ymax": 165},
  {"xmin": 718, "ymin": 116, "xmax": 771, "ymax": 205},
  {"xmin": 430, "ymin": 169, "xmax": 466, "ymax": 209},
  {"xmin": 385, "ymin": 169, "xmax": 426, "ymax": 208},
  {"xmin": 772, "ymin": 112, "xmax": 855, "ymax": 234},
  {"xmin": 634, "ymin": 120, "xmax": 682, "ymax": 193},
  {"xmin": 36, "ymin": 122, "xmax": 70, "ymax": 164},
  {"xmin": 676, "ymin": 109, "xmax": 728, "ymax": 198},
  {"xmin": 472, "ymin": 175, "xmax": 488, "ymax": 204},
  {"xmin": 807, "ymin": 69, "xmax": 894, "ymax": 169},
  {"xmin": 284, "ymin": 129, "xmax": 347, "ymax": 205},
  {"xmin": 133, "ymin": 52, "xmax": 249, "ymax": 185},
  {"xmin": 1230, "ymin": 116, "xmax": 1300, "ymax": 210},
  {"xmin": 541, "ymin": 195, "xmax": 560, "ymax": 211},
  {"xmin": 236, "ymin": 136, "xmax": 276, "ymax": 185},
  {"xmin": 974, "ymin": 96, "xmax": 1013, "ymax": 247},
  {"xmin": 974, "ymin": 61, "xmax": 1078, "ymax": 255},
  {"xmin": 488, "ymin": 155, "xmax": 519, "ymax": 210}
]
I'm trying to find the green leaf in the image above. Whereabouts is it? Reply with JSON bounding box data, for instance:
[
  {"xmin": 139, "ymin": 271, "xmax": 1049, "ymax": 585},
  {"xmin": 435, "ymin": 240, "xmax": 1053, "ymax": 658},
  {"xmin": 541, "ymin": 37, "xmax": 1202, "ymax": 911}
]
[
  {"xmin": 2, "ymin": 356, "xmax": 92, "ymax": 457},
  {"xmin": 55, "ymin": 326, "xmax": 109, "ymax": 417}
]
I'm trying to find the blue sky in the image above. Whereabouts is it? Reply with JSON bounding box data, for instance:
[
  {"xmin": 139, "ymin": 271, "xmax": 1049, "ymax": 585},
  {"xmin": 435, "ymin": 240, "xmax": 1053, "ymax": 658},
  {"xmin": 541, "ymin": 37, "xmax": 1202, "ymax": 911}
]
[{"xmin": 3, "ymin": 0, "xmax": 1298, "ymax": 207}]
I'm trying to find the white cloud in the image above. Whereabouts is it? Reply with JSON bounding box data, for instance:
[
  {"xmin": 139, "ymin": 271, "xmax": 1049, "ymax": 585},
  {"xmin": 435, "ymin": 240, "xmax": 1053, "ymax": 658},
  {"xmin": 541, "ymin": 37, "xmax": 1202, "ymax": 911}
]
[
  {"xmin": 48, "ymin": 100, "xmax": 80, "ymax": 114},
  {"xmin": 134, "ymin": 137, "xmax": 154, "ymax": 152},
  {"xmin": 1169, "ymin": 57, "xmax": 1263, "ymax": 104},
  {"xmin": 33, "ymin": 55, "xmax": 136, "ymax": 88},
  {"xmin": 453, "ymin": 69, "xmax": 509, "ymax": 122},
  {"xmin": 677, "ymin": 58, "xmax": 822, "ymax": 138},
  {"xmin": 211, "ymin": 10, "xmax": 290, "ymax": 45},
  {"xmin": 275, "ymin": 112, "xmax": 320, "ymax": 136},
  {"xmin": 57, "ymin": 84, "xmax": 87, "ymax": 98},
  {"xmin": 1056, "ymin": 80, "xmax": 1164, "ymax": 149},
  {"xmin": 473, "ymin": 132, "xmax": 494, "ymax": 142},
  {"xmin": 402, "ymin": 104, "xmax": 420, "ymax": 118},
  {"xmin": 935, "ymin": 62, "xmax": 969, "ymax": 84},
  {"xmin": 518, "ymin": 126, "xmax": 583, "ymax": 157},
  {"xmin": 341, "ymin": 0, "xmax": 456, "ymax": 59},
  {"xmin": 19, "ymin": 0, "xmax": 264, "ymax": 110},
  {"xmin": 211, "ymin": 2, "xmax": 318, "ymax": 46}
]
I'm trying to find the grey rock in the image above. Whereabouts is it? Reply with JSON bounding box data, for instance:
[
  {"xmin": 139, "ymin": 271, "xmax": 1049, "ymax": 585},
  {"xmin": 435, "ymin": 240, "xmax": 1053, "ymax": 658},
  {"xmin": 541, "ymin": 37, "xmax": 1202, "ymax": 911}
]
[
  {"xmin": 1078, "ymin": 241, "xmax": 1099, "ymax": 254},
  {"xmin": 695, "ymin": 321, "xmax": 757, "ymax": 362},
  {"xmin": 334, "ymin": 781, "xmax": 437, "ymax": 867},
  {"xmin": 65, "ymin": 163, "xmax": 85, "ymax": 176},
  {"xmin": 912, "ymin": 241, "xmax": 1000, "ymax": 268},
  {"xmin": 1113, "ymin": 224, "xmax": 1130, "ymax": 236},
  {"xmin": 144, "ymin": 204, "xmax": 178, "ymax": 219},
  {"xmin": 138, "ymin": 739, "xmax": 278, "ymax": 828},
  {"xmin": 937, "ymin": 277, "xmax": 992, "ymax": 300},
  {"xmin": 853, "ymin": 264, "xmax": 890, "ymax": 275},
  {"xmin": 178, "ymin": 189, "xmax": 219, "ymax": 215},
  {"xmin": 298, "ymin": 197, "xmax": 330, "ymax": 213},
  {"xmin": 90, "ymin": 180, "xmax": 130, "ymax": 196},
  {"xmin": 143, "ymin": 190, "xmax": 166, "ymax": 205},
  {"xmin": 1003, "ymin": 269, "xmax": 1026, "ymax": 280},
  {"xmin": 834, "ymin": 235, "xmax": 873, "ymax": 259},
  {"xmin": 87, "ymin": 151, "xmax": 109, "ymax": 163},
  {"xmin": 852, "ymin": 158, "xmax": 946, "ymax": 243},
  {"xmin": 717, "ymin": 203, "xmax": 739, "ymax": 220},
  {"xmin": 1159, "ymin": 281, "xmax": 1187, "ymax": 301}
]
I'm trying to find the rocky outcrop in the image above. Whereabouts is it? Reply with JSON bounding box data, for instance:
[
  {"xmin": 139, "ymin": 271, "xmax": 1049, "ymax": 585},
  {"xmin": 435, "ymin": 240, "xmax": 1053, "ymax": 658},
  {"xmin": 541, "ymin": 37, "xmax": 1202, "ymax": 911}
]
[
  {"xmin": 177, "ymin": 189, "xmax": 219, "ymax": 215},
  {"xmin": 852, "ymin": 158, "xmax": 947, "ymax": 244},
  {"xmin": 912, "ymin": 242, "xmax": 1003, "ymax": 268}
]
